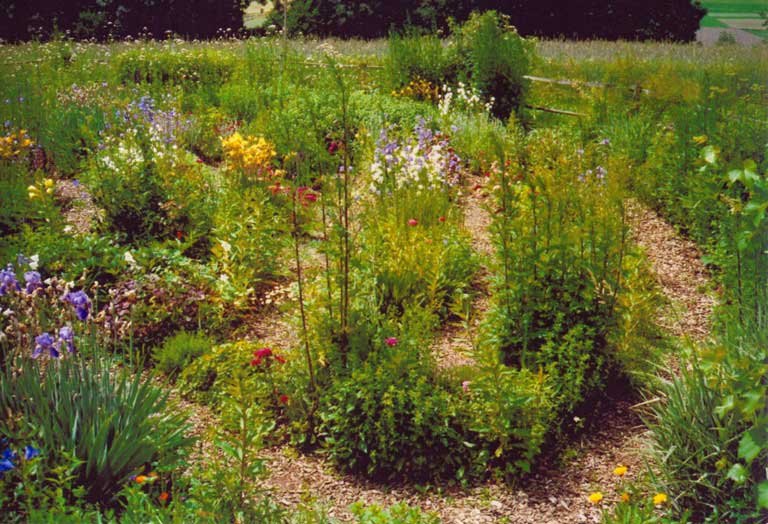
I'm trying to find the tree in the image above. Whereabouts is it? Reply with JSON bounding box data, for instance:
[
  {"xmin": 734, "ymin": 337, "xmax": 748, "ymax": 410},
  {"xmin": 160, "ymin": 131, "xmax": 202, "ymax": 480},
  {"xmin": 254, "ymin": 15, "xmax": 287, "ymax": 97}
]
[
  {"xmin": 0, "ymin": 0, "xmax": 249, "ymax": 42},
  {"xmin": 274, "ymin": 0, "xmax": 706, "ymax": 42}
]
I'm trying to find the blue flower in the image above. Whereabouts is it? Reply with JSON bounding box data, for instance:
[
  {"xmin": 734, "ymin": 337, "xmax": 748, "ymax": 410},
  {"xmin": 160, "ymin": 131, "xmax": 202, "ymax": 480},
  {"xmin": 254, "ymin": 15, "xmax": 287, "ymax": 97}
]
[
  {"xmin": 57, "ymin": 326, "xmax": 76, "ymax": 353},
  {"xmin": 32, "ymin": 332, "xmax": 59, "ymax": 359},
  {"xmin": 24, "ymin": 271, "xmax": 42, "ymax": 294},
  {"xmin": 1, "ymin": 447, "xmax": 16, "ymax": 475},
  {"xmin": 0, "ymin": 264, "xmax": 20, "ymax": 296},
  {"xmin": 63, "ymin": 290, "xmax": 91, "ymax": 321},
  {"xmin": 23, "ymin": 445, "xmax": 40, "ymax": 460}
]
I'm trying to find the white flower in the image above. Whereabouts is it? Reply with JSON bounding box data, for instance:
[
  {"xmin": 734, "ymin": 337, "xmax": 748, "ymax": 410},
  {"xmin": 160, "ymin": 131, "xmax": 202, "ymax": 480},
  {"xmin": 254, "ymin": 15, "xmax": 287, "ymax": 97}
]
[{"xmin": 29, "ymin": 254, "xmax": 39, "ymax": 270}]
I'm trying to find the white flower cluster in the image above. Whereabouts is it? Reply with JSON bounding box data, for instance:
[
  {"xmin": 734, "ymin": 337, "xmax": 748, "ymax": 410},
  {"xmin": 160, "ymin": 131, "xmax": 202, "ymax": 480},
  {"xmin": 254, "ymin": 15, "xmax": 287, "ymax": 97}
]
[
  {"xmin": 438, "ymin": 82, "xmax": 494, "ymax": 116},
  {"xmin": 369, "ymin": 123, "xmax": 460, "ymax": 196}
]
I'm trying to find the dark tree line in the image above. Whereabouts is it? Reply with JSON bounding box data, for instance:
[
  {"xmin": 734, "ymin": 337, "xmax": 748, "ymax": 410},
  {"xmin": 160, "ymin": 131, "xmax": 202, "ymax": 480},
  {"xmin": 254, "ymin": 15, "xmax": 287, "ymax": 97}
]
[
  {"xmin": 0, "ymin": 0, "xmax": 247, "ymax": 42},
  {"xmin": 272, "ymin": 0, "xmax": 706, "ymax": 42},
  {"xmin": 0, "ymin": 0, "xmax": 706, "ymax": 42}
]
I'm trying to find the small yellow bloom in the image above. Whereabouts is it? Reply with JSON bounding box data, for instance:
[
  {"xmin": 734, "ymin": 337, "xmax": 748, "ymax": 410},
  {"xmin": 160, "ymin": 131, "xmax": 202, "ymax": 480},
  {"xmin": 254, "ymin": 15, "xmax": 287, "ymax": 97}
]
[
  {"xmin": 44, "ymin": 178, "xmax": 54, "ymax": 188},
  {"xmin": 613, "ymin": 465, "xmax": 628, "ymax": 476},
  {"xmin": 620, "ymin": 492, "xmax": 630, "ymax": 503},
  {"xmin": 653, "ymin": 493, "xmax": 668, "ymax": 505},
  {"xmin": 46, "ymin": 188, "xmax": 53, "ymax": 195},
  {"xmin": 692, "ymin": 135, "xmax": 708, "ymax": 146},
  {"xmin": 588, "ymin": 492, "xmax": 603, "ymax": 504}
]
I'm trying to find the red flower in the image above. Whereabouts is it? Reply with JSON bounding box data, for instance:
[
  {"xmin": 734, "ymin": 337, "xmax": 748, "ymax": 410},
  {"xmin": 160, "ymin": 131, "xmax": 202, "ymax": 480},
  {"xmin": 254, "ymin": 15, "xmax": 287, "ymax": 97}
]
[
  {"xmin": 159, "ymin": 492, "xmax": 170, "ymax": 503},
  {"xmin": 327, "ymin": 141, "xmax": 339, "ymax": 154},
  {"xmin": 438, "ymin": 216, "xmax": 446, "ymax": 223},
  {"xmin": 274, "ymin": 354, "xmax": 286, "ymax": 364},
  {"xmin": 250, "ymin": 357, "xmax": 262, "ymax": 366},
  {"xmin": 279, "ymin": 394, "xmax": 289, "ymax": 404},
  {"xmin": 254, "ymin": 348, "xmax": 273, "ymax": 359},
  {"xmin": 407, "ymin": 218, "xmax": 418, "ymax": 226},
  {"xmin": 385, "ymin": 337, "xmax": 398, "ymax": 347},
  {"xmin": 175, "ymin": 230, "xmax": 183, "ymax": 240},
  {"xmin": 196, "ymin": 157, "xmax": 204, "ymax": 164}
]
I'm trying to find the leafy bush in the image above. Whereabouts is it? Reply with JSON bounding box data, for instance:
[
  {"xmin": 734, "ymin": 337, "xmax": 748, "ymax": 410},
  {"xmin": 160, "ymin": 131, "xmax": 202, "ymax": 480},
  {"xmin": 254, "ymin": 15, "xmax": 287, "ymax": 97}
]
[
  {"xmin": 455, "ymin": 11, "xmax": 534, "ymax": 120},
  {"xmin": 0, "ymin": 354, "xmax": 192, "ymax": 504},
  {"xmin": 153, "ymin": 331, "xmax": 213, "ymax": 379},
  {"xmin": 321, "ymin": 344, "xmax": 469, "ymax": 482}
]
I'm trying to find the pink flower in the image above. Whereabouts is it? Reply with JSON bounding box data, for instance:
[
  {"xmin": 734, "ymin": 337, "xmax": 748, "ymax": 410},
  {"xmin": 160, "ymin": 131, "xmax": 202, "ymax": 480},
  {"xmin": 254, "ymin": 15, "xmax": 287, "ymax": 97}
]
[
  {"xmin": 254, "ymin": 348, "xmax": 273, "ymax": 359},
  {"xmin": 385, "ymin": 337, "xmax": 398, "ymax": 347},
  {"xmin": 462, "ymin": 380, "xmax": 471, "ymax": 393},
  {"xmin": 407, "ymin": 218, "xmax": 418, "ymax": 226}
]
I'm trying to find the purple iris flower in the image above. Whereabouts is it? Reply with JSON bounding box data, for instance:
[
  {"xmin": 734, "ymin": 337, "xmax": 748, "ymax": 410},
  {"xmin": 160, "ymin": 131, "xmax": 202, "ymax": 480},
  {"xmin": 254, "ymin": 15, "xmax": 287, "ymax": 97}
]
[
  {"xmin": 0, "ymin": 447, "xmax": 16, "ymax": 474},
  {"xmin": 63, "ymin": 290, "xmax": 91, "ymax": 320},
  {"xmin": 23, "ymin": 446, "xmax": 40, "ymax": 460},
  {"xmin": 57, "ymin": 326, "xmax": 76, "ymax": 353},
  {"xmin": 600, "ymin": 138, "xmax": 610, "ymax": 146},
  {"xmin": 0, "ymin": 264, "xmax": 20, "ymax": 296},
  {"xmin": 24, "ymin": 271, "xmax": 42, "ymax": 294},
  {"xmin": 32, "ymin": 333, "xmax": 59, "ymax": 359}
]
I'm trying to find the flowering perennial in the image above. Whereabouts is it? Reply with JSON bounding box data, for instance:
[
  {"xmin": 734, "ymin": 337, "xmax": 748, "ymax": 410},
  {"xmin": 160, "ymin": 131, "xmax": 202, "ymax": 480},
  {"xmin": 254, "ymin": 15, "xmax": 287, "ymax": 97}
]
[
  {"xmin": 221, "ymin": 132, "xmax": 279, "ymax": 182},
  {"xmin": 369, "ymin": 120, "xmax": 460, "ymax": 195}
]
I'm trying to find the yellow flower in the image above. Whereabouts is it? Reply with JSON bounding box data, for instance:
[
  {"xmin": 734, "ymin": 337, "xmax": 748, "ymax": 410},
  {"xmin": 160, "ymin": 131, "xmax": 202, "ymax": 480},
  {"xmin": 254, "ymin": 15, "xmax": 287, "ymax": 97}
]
[
  {"xmin": 653, "ymin": 493, "xmax": 668, "ymax": 505},
  {"xmin": 44, "ymin": 178, "xmax": 54, "ymax": 188},
  {"xmin": 620, "ymin": 492, "xmax": 630, "ymax": 503},
  {"xmin": 588, "ymin": 492, "xmax": 603, "ymax": 504},
  {"xmin": 613, "ymin": 465, "xmax": 628, "ymax": 476},
  {"xmin": 692, "ymin": 135, "xmax": 708, "ymax": 146}
]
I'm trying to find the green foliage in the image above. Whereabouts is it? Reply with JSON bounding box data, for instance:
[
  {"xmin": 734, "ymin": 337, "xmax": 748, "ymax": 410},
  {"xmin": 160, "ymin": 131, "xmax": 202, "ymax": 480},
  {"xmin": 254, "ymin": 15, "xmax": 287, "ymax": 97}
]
[
  {"xmin": 153, "ymin": 330, "xmax": 213, "ymax": 379},
  {"xmin": 349, "ymin": 501, "xmax": 441, "ymax": 524},
  {"xmin": 384, "ymin": 33, "xmax": 458, "ymax": 91},
  {"xmin": 645, "ymin": 339, "xmax": 767, "ymax": 522},
  {"xmin": 320, "ymin": 343, "xmax": 469, "ymax": 482},
  {"xmin": 0, "ymin": 354, "xmax": 193, "ymax": 504},
  {"xmin": 456, "ymin": 11, "xmax": 534, "ymax": 120},
  {"xmin": 461, "ymin": 358, "xmax": 554, "ymax": 478}
]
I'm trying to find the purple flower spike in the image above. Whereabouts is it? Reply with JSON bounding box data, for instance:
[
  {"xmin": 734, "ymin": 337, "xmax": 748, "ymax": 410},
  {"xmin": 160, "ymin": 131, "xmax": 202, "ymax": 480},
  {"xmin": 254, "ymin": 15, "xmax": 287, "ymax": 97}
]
[
  {"xmin": 57, "ymin": 326, "xmax": 76, "ymax": 353},
  {"xmin": 24, "ymin": 271, "xmax": 42, "ymax": 294},
  {"xmin": 0, "ymin": 265, "xmax": 20, "ymax": 296},
  {"xmin": 32, "ymin": 333, "xmax": 59, "ymax": 359},
  {"xmin": 63, "ymin": 290, "xmax": 91, "ymax": 321}
]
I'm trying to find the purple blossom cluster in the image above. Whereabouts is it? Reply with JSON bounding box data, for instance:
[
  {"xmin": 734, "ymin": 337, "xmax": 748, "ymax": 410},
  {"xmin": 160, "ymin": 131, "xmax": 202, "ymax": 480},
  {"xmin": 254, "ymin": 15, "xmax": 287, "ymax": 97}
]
[
  {"xmin": 369, "ymin": 118, "xmax": 461, "ymax": 195},
  {"xmin": 0, "ymin": 256, "xmax": 92, "ymax": 359}
]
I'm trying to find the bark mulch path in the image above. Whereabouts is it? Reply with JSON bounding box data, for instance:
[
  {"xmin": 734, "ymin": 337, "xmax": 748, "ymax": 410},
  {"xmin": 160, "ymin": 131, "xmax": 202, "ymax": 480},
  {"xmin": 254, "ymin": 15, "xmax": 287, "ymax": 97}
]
[{"xmin": 626, "ymin": 200, "xmax": 716, "ymax": 342}]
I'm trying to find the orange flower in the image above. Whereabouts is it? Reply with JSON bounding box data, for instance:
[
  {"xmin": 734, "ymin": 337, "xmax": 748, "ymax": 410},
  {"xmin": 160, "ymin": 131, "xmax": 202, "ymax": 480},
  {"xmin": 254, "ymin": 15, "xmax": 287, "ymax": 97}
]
[
  {"xmin": 135, "ymin": 475, "xmax": 148, "ymax": 484},
  {"xmin": 159, "ymin": 492, "xmax": 170, "ymax": 503},
  {"xmin": 620, "ymin": 492, "xmax": 630, "ymax": 503}
]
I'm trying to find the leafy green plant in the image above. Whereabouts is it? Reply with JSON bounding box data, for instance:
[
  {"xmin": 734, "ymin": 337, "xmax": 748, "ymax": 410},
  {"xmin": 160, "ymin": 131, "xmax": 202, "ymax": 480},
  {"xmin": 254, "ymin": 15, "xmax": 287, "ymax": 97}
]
[
  {"xmin": 320, "ymin": 342, "xmax": 469, "ymax": 482},
  {"xmin": 0, "ymin": 354, "xmax": 193, "ymax": 503},
  {"xmin": 349, "ymin": 501, "xmax": 441, "ymax": 524},
  {"xmin": 152, "ymin": 330, "xmax": 213, "ymax": 380}
]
